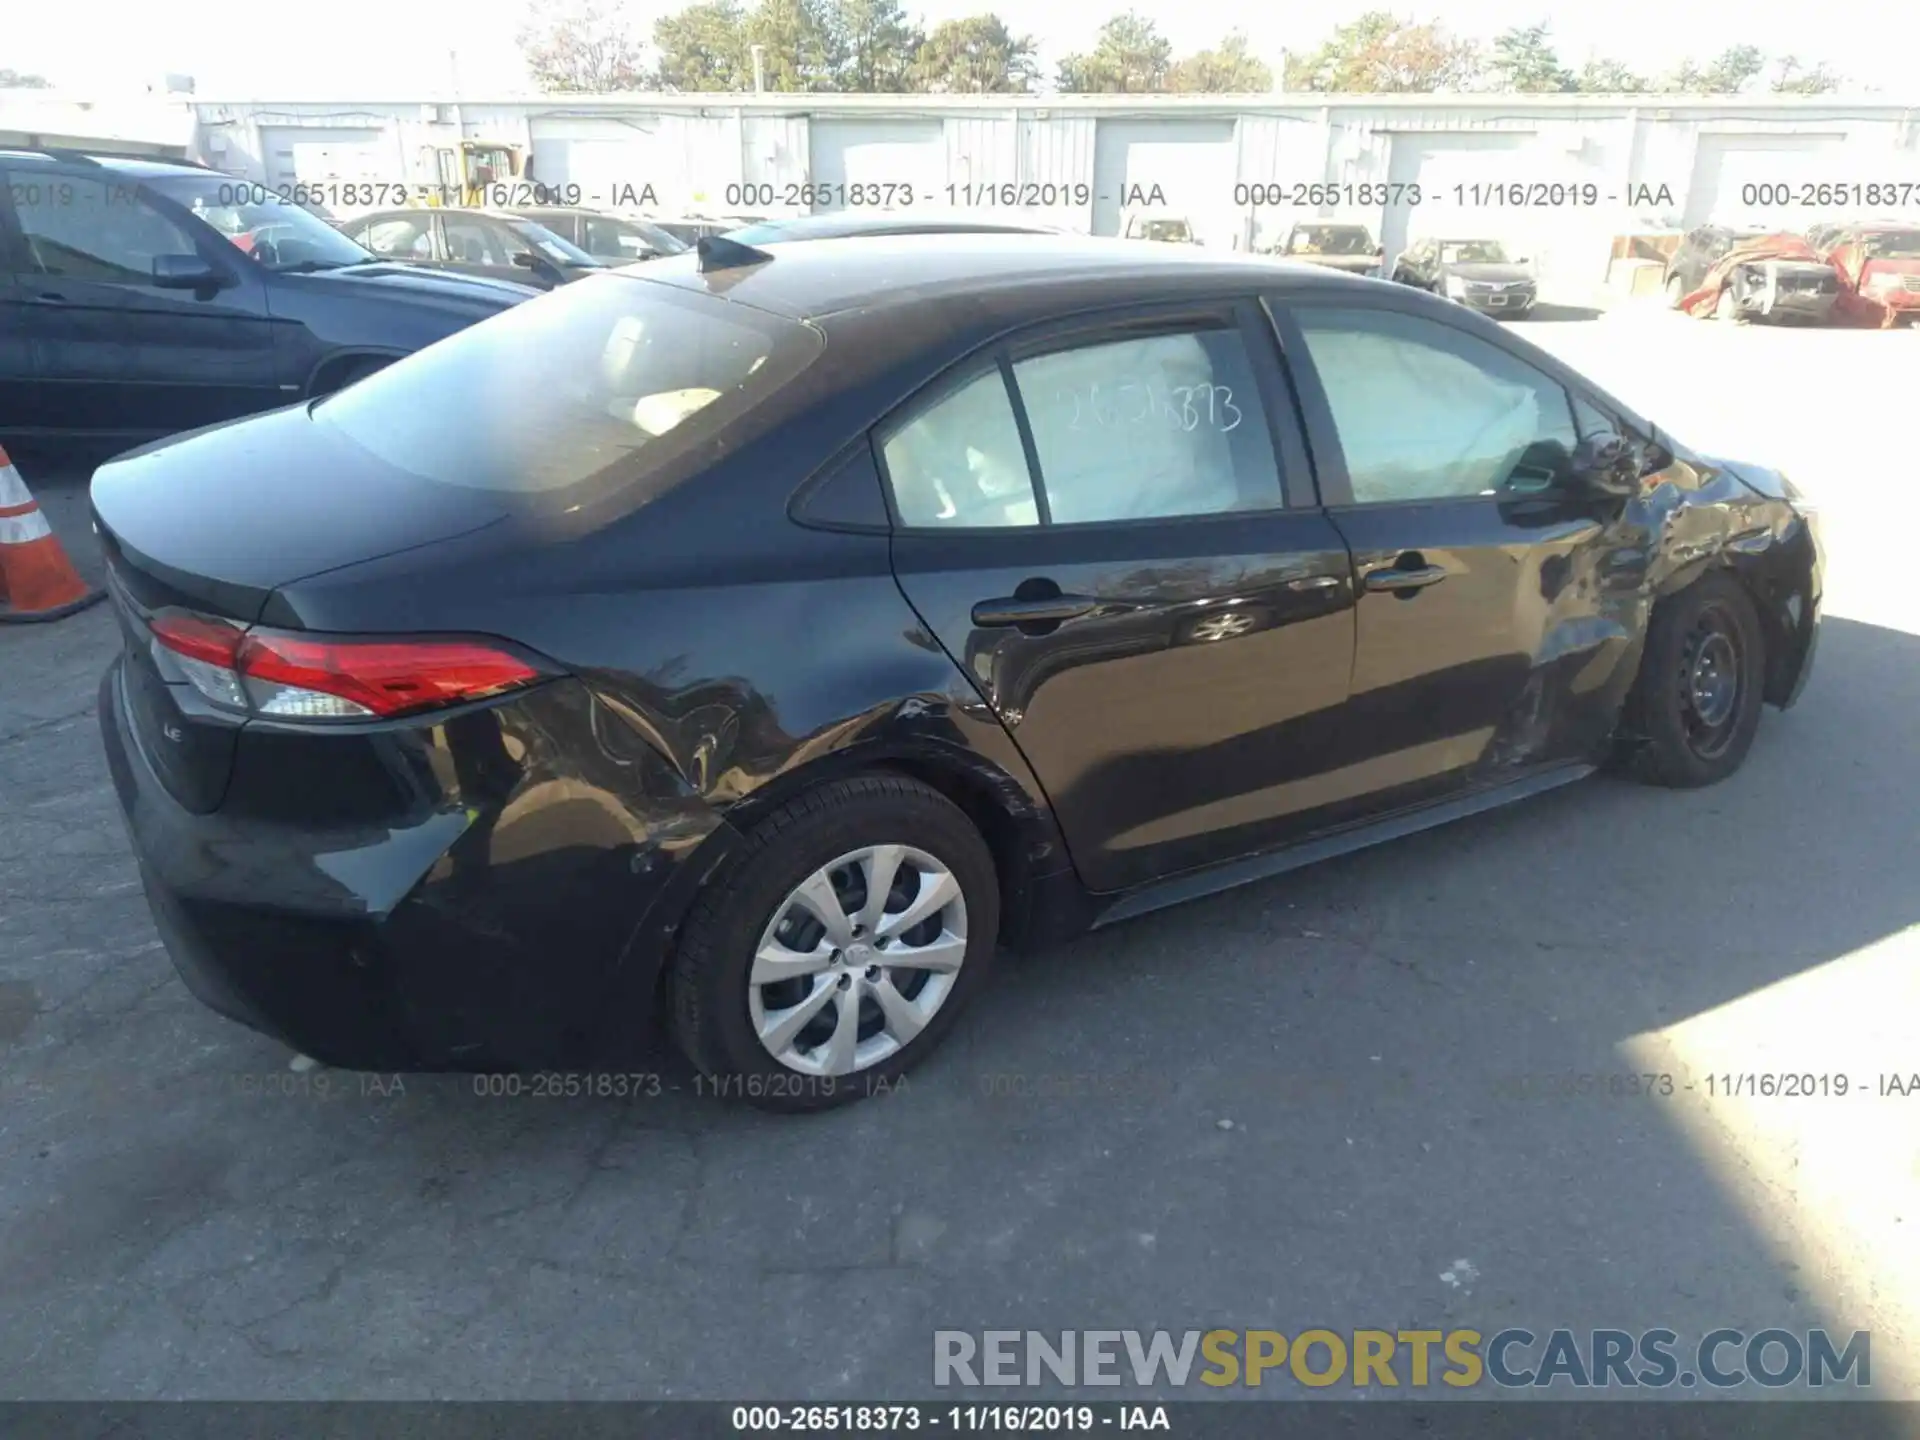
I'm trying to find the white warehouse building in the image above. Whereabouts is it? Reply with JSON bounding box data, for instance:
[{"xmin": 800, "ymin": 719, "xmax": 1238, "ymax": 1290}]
[{"xmin": 182, "ymin": 92, "xmax": 1920, "ymax": 286}]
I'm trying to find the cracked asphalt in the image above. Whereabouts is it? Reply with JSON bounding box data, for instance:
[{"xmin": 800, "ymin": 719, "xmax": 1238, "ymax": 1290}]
[{"xmin": 2, "ymin": 308, "xmax": 1917, "ymax": 1402}]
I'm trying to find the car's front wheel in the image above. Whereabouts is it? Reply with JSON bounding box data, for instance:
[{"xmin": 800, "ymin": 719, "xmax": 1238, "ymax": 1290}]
[
  {"xmin": 1665, "ymin": 273, "xmax": 1686, "ymax": 309},
  {"xmin": 1619, "ymin": 572, "xmax": 1766, "ymax": 788},
  {"xmin": 670, "ymin": 775, "xmax": 999, "ymax": 1111}
]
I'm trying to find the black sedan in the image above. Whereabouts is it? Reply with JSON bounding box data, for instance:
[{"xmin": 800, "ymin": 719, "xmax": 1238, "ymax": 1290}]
[
  {"xmin": 92, "ymin": 235, "xmax": 1822, "ymax": 1110},
  {"xmin": 336, "ymin": 207, "xmax": 606, "ymax": 289},
  {"xmin": 1392, "ymin": 237, "xmax": 1538, "ymax": 317},
  {"xmin": 0, "ymin": 153, "xmax": 538, "ymax": 452}
]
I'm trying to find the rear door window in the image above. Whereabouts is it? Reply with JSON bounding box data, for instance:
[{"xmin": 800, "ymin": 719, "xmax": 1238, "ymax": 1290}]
[{"xmin": 312, "ymin": 272, "xmax": 823, "ymax": 496}]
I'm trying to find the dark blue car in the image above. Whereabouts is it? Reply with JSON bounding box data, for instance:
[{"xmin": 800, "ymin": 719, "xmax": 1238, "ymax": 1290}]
[{"xmin": 0, "ymin": 151, "xmax": 537, "ymax": 453}]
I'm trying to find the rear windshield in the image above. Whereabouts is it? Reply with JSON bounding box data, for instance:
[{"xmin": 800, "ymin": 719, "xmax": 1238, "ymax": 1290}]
[{"xmin": 312, "ymin": 272, "xmax": 822, "ymax": 495}]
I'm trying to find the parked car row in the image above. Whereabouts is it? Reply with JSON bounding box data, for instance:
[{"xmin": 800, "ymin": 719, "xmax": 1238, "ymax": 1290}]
[{"xmin": 1663, "ymin": 220, "xmax": 1920, "ymax": 327}]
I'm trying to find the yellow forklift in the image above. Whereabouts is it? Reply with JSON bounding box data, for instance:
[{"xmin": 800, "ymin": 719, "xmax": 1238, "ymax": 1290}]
[{"xmin": 420, "ymin": 141, "xmax": 524, "ymax": 208}]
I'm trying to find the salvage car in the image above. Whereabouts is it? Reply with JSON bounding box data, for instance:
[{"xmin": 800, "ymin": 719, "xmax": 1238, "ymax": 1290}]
[
  {"xmin": 0, "ymin": 151, "xmax": 537, "ymax": 452},
  {"xmin": 92, "ymin": 234, "xmax": 1822, "ymax": 1109},
  {"xmin": 501, "ymin": 206, "xmax": 689, "ymax": 264},
  {"xmin": 1663, "ymin": 226, "xmax": 1769, "ymax": 307},
  {"xmin": 337, "ymin": 207, "xmax": 606, "ymax": 290},
  {"xmin": 1275, "ymin": 222, "xmax": 1384, "ymax": 275},
  {"xmin": 1675, "ymin": 232, "xmax": 1843, "ymax": 325},
  {"xmin": 1823, "ymin": 223, "xmax": 1920, "ymax": 326},
  {"xmin": 1391, "ymin": 237, "xmax": 1536, "ymax": 318}
]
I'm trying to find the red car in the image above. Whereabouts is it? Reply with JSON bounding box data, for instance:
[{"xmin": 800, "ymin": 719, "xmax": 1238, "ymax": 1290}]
[{"xmin": 1824, "ymin": 224, "xmax": 1920, "ymax": 326}]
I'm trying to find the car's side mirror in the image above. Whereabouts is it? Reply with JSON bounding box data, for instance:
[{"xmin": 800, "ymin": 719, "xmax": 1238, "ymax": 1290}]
[
  {"xmin": 151, "ymin": 253, "xmax": 224, "ymax": 289},
  {"xmin": 1570, "ymin": 434, "xmax": 1641, "ymax": 497},
  {"xmin": 510, "ymin": 251, "xmax": 537, "ymax": 269},
  {"xmin": 1375, "ymin": 244, "xmax": 1386, "ymax": 257}
]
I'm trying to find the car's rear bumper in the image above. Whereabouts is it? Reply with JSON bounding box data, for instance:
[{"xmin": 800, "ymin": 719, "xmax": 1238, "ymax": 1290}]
[{"xmin": 99, "ymin": 660, "xmax": 737, "ymax": 1071}]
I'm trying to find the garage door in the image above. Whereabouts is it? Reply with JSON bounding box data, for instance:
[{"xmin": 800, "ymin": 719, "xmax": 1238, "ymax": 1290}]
[
  {"xmin": 1684, "ymin": 133, "xmax": 1849, "ymax": 228},
  {"xmin": 1380, "ymin": 132, "xmax": 1533, "ymax": 274},
  {"xmin": 809, "ymin": 120, "xmax": 944, "ymax": 212},
  {"xmin": 259, "ymin": 126, "xmax": 392, "ymax": 193},
  {"xmin": 531, "ymin": 117, "xmax": 735, "ymax": 212},
  {"xmin": 1092, "ymin": 119, "xmax": 1236, "ymax": 242}
]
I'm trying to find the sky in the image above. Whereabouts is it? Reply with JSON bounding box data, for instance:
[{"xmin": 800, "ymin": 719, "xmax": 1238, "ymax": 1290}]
[{"xmin": 9, "ymin": 0, "xmax": 1909, "ymax": 97}]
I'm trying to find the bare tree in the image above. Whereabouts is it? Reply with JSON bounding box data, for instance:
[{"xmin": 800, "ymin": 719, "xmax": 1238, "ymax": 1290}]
[{"xmin": 518, "ymin": 0, "xmax": 651, "ymax": 92}]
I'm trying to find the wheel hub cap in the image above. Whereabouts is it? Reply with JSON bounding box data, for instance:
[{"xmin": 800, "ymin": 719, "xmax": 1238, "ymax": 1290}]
[{"xmin": 748, "ymin": 844, "xmax": 968, "ymax": 1077}]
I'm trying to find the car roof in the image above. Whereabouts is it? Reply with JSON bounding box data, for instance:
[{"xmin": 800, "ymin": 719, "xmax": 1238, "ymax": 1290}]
[
  {"xmin": 625, "ymin": 231, "xmax": 1373, "ymax": 321},
  {"xmin": 726, "ymin": 212, "xmax": 1065, "ymax": 242},
  {"xmin": 0, "ymin": 150, "xmax": 218, "ymax": 178}
]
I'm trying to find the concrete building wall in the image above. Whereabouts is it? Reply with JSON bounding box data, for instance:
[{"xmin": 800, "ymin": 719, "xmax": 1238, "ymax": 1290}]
[{"xmin": 176, "ymin": 94, "xmax": 1920, "ymax": 284}]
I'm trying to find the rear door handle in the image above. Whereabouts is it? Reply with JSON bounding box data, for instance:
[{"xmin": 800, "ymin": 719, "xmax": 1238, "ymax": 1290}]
[
  {"xmin": 30, "ymin": 293, "xmax": 70, "ymax": 305},
  {"xmin": 972, "ymin": 594, "xmax": 1100, "ymax": 627},
  {"xmin": 1363, "ymin": 564, "xmax": 1449, "ymax": 593}
]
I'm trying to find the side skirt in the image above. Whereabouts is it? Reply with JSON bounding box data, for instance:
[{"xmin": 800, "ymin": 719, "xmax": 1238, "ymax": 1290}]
[{"xmin": 1092, "ymin": 762, "xmax": 1595, "ymax": 929}]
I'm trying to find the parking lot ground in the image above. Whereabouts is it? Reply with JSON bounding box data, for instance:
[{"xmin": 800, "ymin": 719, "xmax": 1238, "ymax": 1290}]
[{"xmin": 2, "ymin": 310, "xmax": 1917, "ymax": 1400}]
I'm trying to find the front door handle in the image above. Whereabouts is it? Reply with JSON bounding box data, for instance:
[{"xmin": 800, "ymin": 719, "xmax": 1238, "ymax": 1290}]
[
  {"xmin": 30, "ymin": 292, "xmax": 70, "ymax": 305},
  {"xmin": 972, "ymin": 594, "xmax": 1100, "ymax": 628},
  {"xmin": 1363, "ymin": 564, "xmax": 1449, "ymax": 593}
]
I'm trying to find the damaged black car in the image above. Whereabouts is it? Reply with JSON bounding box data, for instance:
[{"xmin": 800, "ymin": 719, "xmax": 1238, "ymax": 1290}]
[{"xmin": 93, "ymin": 235, "xmax": 1822, "ymax": 1109}]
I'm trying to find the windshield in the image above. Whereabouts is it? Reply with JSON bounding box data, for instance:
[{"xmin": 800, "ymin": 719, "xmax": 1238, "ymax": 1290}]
[
  {"xmin": 623, "ymin": 220, "xmax": 688, "ymax": 255},
  {"xmin": 505, "ymin": 219, "xmax": 601, "ymax": 267},
  {"xmin": 1139, "ymin": 220, "xmax": 1193, "ymax": 243},
  {"xmin": 1440, "ymin": 241, "xmax": 1510, "ymax": 265},
  {"xmin": 1864, "ymin": 230, "xmax": 1920, "ymax": 259},
  {"xmin": 1289, "ymin": 226, "xmax": 1374, "ymax": 256},
  {"xmin": 148, "ymin": 177, "xmax": 374, "ymax": 271},
  {"xmin": 313, "ymin": 272, "xmax": 823, "ymax": 497}
]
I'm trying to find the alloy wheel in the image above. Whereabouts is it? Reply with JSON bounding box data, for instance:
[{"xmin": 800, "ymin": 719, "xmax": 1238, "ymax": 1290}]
[{"xmin": 748, "ymin": 845, "xmax": 969, "ymax": 1076}]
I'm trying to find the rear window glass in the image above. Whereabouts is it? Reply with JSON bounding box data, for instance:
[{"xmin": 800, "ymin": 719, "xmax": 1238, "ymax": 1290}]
[{"xmin": 312, "ymin": 273, "xmax": 822, "ymax": 494}]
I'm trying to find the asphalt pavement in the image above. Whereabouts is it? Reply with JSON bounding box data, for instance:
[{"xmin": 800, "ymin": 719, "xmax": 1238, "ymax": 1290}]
[{"xmin": 1, "ymin": 306, "xmax": 1917, "ymax": 1402}]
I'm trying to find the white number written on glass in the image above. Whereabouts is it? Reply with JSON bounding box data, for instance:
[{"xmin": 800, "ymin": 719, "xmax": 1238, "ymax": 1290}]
[{"xmin": 1056, "ymin": 382, "xmax": 1243, "ymax": 434}]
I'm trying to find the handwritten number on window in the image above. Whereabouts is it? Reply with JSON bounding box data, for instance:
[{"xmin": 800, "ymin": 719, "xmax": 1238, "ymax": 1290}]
[{"xmin": 1053, "ymin": 382, "xmax": 1242, "ymax": 434}]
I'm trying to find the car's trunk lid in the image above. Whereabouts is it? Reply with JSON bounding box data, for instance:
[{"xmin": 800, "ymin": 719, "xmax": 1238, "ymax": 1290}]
[{"xmin": 92, "ymin": 403, "xmax": 513, "ymax": 813}]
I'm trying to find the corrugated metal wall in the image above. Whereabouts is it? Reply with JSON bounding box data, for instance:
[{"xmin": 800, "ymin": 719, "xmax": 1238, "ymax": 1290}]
[{"xmin": 190, "ymin": 97, "xmax": 1920, "ymax": 279}]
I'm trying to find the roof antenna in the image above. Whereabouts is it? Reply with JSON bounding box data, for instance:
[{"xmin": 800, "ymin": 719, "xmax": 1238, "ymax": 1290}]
[{"xmin": 696, "ymin": 235, "xmax": 776, "ymax": 273}]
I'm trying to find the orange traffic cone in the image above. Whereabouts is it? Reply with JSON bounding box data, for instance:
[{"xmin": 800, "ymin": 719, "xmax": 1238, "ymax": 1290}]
[{"xmin": 0, "ymin": 446, "xmax": 105, "ymax": 624}]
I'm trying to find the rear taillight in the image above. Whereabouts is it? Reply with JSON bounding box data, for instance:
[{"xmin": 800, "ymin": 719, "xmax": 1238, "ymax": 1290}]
[{"xmin": 148, "ymin": 612, "xmax": 546, "ymax": 721}]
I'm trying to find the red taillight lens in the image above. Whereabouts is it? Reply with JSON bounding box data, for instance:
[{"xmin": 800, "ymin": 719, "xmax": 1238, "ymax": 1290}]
[
  {"xmin": 148, "ymin": 611, "xmax": 544, "ymax": 721},
  {"xmin": 149, "ymin": 612, "xmax": 243, "ymax": 667},
  {"xmin": 236, "ymin": 633, "xmax": 540, "ymax": 718}
]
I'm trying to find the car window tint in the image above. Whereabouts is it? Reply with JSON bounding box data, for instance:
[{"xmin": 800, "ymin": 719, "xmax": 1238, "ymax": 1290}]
[
  {"xmin": 1296, "ymin": 309, "xmax": 1579, "ymax": 504},
  {"xmin": 1011, "ymin": 327, "xmax": 1281, "ymax": 525},
  {"xmin": 442, "ymin": 215, "xmax": 509, "ymax": 265},
  {"xmin": 313, "ymin": 272, "xmax": 822, "ymax": 496},
  {"xmin": 881, "ymin": 370, "xmax": 1038, "ymax": 529},
  {"xmin": 364, "ymin": 218, "xmax": 430, "ymax": 257},
  {"xmin": 11, "ymin": 177, "xmax": 197, "ymax": 283}
]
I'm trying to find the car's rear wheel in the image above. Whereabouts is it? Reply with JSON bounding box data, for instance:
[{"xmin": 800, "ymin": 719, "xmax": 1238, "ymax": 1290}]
[
  {"xmin": 1714, "ymin": 287, "xmax": 1741, "ymax": 323},
  {"xmin": 1619, "ymin": 572, "xmax": 1766, "ymax": 788},
  {"xmin": 669, "ymin": 775, "xmax": 999, "ymax": 1111}
]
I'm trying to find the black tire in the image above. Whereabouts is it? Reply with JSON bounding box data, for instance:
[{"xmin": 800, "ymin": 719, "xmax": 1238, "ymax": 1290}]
[
  {"xmin": 669, "ymin": 775, "xmax": 999, "ymax": 1112},
  {"xmin": 1619, "ymin": 572, "xmax": 1766, "ymax": 788}
]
